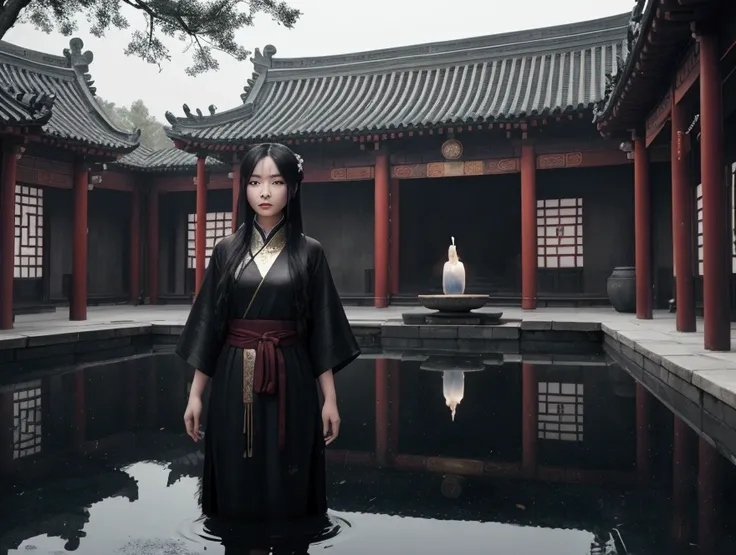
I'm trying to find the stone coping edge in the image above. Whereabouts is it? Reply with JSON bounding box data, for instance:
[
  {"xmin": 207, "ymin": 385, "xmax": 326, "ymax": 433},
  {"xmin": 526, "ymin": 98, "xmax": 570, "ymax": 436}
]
[
  {"xmin": 0, "ymin": 321, "xmax": 384, "ymax": 351},
  {"xmin": 602, "ymin": 323, "xmax": 736, "ymax": 414},
  {"xmin": 0, "ymin": 318, "xmax": 605, "ymax": 351}
]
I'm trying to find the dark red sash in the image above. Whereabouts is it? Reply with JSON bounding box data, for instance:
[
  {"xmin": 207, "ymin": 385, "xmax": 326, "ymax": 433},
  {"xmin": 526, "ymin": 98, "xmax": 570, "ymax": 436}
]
[{"xmin": 225, "ymin": 319, "xmax": 300, "ymax": 452}]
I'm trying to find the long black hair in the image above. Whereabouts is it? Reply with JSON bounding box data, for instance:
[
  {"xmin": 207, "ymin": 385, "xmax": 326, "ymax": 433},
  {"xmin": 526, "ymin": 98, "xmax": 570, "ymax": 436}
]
[{"xmin": 215, "ymin": 143, "xmax": 309, "ymax": 332}]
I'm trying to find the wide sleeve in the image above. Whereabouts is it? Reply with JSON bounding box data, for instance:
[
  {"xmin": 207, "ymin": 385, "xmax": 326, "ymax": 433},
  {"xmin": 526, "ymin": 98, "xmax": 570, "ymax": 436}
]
[
  {"xmin": 307, "ymin": 243, "xmax": 361, "ymax": 378},
  {"xmin": 175, "ymin": 243, "xmax": 226, "ymax": 377}
]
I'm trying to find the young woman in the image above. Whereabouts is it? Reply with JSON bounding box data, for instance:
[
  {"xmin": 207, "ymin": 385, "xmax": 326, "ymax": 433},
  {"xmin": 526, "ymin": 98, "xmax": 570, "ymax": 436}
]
[{"xmin": 176, "ymin": 143, "xmax": 360, "ymax": 522}]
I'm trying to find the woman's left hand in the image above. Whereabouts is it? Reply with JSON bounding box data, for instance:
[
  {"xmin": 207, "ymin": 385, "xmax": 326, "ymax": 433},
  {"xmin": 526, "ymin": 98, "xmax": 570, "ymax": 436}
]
[{"xmin": 322, "ymin": 400, "xmax": 341, "ymax": 445}]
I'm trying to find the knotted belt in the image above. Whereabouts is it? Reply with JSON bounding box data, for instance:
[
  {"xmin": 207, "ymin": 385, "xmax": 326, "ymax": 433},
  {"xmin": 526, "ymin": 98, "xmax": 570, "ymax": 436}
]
[{"xmin": 225, "ymin": 319, "xmax": 299, "ymax": 458}]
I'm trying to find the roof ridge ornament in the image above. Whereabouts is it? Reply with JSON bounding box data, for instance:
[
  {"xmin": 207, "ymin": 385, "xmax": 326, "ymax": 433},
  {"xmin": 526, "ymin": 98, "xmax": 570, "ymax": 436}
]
[
  {"xmin": 251, "ymin": 45, "xmax": 277, "ymax": 72},
  {"xmin": 241, "ymin": 71, "xmax": 260, "ymax": 102},
  {"xmin": 1, "ymin": 85, "xmax": 55, "ymax": 123},
  {"xmin": 63, "ymin": 38, "xmax": 98, "ymax": 95},
  {"xmin": 5, "ymin": 85, "xmax": 57, "ymax": 115},
  {"xmin": 20, "ymin": 91, "xmax": 56, "ymax": 115},
  {"xmin": 182, "ymin": 104, "xmax": 199, "ymax": 122},
  {"xmin": 624, "ymin": 0, "xmax": 646, "ymax": 61},
  {"xmin": 242, "ymin": 45, "xmax": 276, "ymax": 103},
  {"xmin": 592, "ymin": 0, "xmax": 647, "ymax": 127},
  {"xmin": 63, "ymin": 38, "xmax": 94, "ymax": 73}
]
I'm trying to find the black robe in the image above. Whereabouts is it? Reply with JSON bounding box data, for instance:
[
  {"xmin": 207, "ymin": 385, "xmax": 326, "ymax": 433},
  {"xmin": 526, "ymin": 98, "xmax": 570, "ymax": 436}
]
[{"xmin": 175, "ymin": 219, "xmax": 360, "ymax": 525}]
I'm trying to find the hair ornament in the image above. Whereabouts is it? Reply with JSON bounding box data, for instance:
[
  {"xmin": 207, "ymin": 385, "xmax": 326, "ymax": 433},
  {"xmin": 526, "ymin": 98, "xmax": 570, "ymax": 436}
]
[{"xmin": 294, "ymin": 153, "xmax": 304, "ymax": 174}]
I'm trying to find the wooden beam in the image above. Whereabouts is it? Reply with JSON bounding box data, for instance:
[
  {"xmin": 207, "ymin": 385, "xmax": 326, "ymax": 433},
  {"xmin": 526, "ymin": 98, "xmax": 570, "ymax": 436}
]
[
  {"xmin": 95, "ymin": 171, "xmax": 135, "ymax": 192},
  {"xmin": 16, "ymin": 155, "xmax": 73, "ymax": 189},
  {"xmin": 536, "ymin": 150, "xmax": 632, "ymax": 169},
  {"xmin": 392, "ymin": 158, "xmax": 519, "ymax": 179},
  {"xmin": 153, "ymin": 173, "xmax": 227, "ymax": 193},
  {"xmin": 646, "ymin": 88, "xmax": 673, "ymax": 147},
  {"xmin": 304, "ymin": 165, "xmax": 374, "ymax": 183},
  {"xmin": 675, "ymin": 42, "xmax": 700, "ymax": 104}
]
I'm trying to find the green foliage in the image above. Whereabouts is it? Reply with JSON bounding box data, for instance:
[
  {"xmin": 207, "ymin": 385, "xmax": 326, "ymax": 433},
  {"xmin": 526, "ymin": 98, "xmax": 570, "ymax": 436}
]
[
  {"xmin": 7, "ymin": 0, "xmax": 301, "ymax": 75},
  {"xmin": 97, "ymin": 97, "xmax": 172, "ymax": 150}
]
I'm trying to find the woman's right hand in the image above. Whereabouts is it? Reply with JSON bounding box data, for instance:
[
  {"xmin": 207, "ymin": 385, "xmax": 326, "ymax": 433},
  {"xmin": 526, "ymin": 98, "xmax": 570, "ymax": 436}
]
[{"xmin": 184, "ymin": 396, "xmax": 203, "ymax": 442}]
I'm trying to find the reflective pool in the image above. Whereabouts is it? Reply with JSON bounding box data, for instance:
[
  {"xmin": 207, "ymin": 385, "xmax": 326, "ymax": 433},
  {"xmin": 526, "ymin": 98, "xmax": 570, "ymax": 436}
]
[{"xmin": 1, "ymin": 352, "xmax": 734, "ymax": 554}]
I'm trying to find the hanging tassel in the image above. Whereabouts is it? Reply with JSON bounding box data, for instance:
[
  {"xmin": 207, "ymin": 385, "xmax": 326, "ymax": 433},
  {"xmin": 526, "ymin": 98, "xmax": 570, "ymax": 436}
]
[
  {"xmin": 243, "ymin": 403, "xmax": 253, "ymax": 458},
  {"xmin": 243, "ymin": 349, "xmax": 256, "ymax": 458}
]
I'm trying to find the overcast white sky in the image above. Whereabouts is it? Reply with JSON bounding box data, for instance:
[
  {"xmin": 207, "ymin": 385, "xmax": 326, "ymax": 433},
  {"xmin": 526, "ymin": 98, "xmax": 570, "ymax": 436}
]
[{"xmin": 6, "ymin": 0, "xmax": 633, "ymax": 122}]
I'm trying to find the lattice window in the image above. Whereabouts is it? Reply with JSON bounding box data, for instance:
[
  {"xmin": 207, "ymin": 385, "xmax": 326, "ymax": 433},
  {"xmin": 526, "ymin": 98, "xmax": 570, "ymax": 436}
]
[
  {"xmin": 698, "ymin": 174, "xmax": 736, "ymax": 275},
  {"xmin": 187, "ymin": 212, "xmax": 232, "ymax": 269},
  {"xmin": 697, "ymin": 184, "xmax": 704, "ymax": 276},
  {"xmin": 14, "ymin": 185, "xmax": 44, "ymax": 279},
  {"xmin": 536, "ymin": 198, "xmax": 583, "ymax": 268},
  {"xmin": 538, "ymin": 381, "xmax": 584, "ymax": 442},
  {"xmin": 13, "ymin": 379, "xmax": 43, "ymax": 459}
]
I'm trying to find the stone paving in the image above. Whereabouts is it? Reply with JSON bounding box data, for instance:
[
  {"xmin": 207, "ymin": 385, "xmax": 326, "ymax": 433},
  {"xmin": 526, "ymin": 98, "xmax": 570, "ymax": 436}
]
[{"xmin": 3, "ymin": 304, "xmax": 736, "ymax": 456}]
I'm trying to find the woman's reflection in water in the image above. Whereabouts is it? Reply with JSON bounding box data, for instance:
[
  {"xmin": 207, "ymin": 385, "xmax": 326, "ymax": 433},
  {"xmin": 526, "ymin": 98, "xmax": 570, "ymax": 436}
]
[{"xmin": 202, "ymin": 510, "xmax": 332, "ymax": 555}]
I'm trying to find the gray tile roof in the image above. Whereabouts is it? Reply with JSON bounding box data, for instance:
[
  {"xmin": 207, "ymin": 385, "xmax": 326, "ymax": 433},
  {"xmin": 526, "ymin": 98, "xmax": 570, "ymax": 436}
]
[
  {"xmin": 0, "ymin": 38, "xmax": 140, "ymax": 153},
  {"xmin": 165, "ymin": 13, "xmax": 629, "ymax": 143},
  {"xmin": 115, "ymin": 145, "xmax": 227, "ymax": 172}
]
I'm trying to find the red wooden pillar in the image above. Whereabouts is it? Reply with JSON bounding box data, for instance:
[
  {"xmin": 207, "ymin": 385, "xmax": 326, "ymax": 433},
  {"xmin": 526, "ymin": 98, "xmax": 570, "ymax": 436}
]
[
  {"xmin": 670, "ymin": 99, "xmax": 696, "ymax": 332},
  {"xmin": 70, "ymin": 162, "xmax": 88, "ymax": 321},
  {"xmin": 231, "ymin": 161, "xmax": 241, "ymax": 232},
  {"xmin": 125, "ymin": 365, "xmax": 138, "ymax": 428},
  {"xmin": 521, "ymin": 362, "xmax": 537, "ymax": 477},
  {"xmin": 374, "ymin": 153, "xmax": 390, "ymax": 308},
  {"xmin": 389, "ymin": 178, "xmax": 400, "ymax": 297},
  {"xmin": 388, "ymin": 359, "xmax": 400, "ymax": 458},
  {"xmin": 634, "ymin": 136, "xmax": 652, "ymax": 319},
  {"xmin": 375, "ymin": 358, "xmax": 390, "ymax": 467},
  {"xmin": 698, "ymin": 32, "xmax": 730, "ymax": 351},
  {"xmin": 195, "ymin": 156, "xmax": 207, "ymax": 294},
  {"xmin": 0, "ymin": 145, "xmax": 17, "ymax": 330},
  {"xmin": 129, "ymin": 188, "xmax": 141, "ymax": 303},
  {"xmin": 147, "ymin": 188, "xmax": 159, "ymax": 304},
  {"xmin": 635, "ymin": 383, "xmax": 651, "ymax": 484},
  {"xmin": 520, "ymin": 143, "xmax": 537, "ymax": 310},
  {"xmin": 146, "ymin": 366, "xmax": 158, "ymax": 426},
  {"xmin": 74, "ymin": 371, "xmax": 86, "ymax": 449},
  {"xmin": 672, "ymin": 416, "xmax": 693, "ymax": 544},
  {"xmin": 698, "ymin": 438, "xmax": 721, "ymax": 552}
]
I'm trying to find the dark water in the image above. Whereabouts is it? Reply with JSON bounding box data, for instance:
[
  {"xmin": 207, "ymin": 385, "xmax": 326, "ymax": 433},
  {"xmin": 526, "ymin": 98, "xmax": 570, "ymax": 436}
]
[{"xmin": 1, "ymin": 352, "xmax": 735, "ymax": 554}]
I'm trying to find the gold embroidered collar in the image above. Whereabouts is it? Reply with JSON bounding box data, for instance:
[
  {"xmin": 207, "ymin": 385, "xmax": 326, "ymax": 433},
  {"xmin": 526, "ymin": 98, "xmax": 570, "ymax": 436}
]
[{"xmin": 248, "ymin": 220, "xmax": 286, "ymax": 277}]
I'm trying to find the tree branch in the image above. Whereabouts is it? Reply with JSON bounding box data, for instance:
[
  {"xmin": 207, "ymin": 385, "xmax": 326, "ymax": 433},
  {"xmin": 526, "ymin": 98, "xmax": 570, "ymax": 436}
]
[{"xmin": 0, "ymin": 0, "xmax": 31, "ymax": 37}]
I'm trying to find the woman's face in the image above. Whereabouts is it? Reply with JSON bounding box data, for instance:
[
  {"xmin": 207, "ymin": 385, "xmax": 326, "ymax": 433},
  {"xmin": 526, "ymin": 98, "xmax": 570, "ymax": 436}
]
[{"xmin": 246, "ymin": 155, "xmax": 289, "ymax": 219}]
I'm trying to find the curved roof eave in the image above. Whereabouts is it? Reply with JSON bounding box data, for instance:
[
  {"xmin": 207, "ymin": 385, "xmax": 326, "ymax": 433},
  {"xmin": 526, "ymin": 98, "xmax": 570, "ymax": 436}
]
[
  {"xmin": 0, "ymin": 38, "xmax": 141, "ymax": 151},
  {"xmin": 593, "ymin": 0, "xmax": 720, "ymax": 134}
]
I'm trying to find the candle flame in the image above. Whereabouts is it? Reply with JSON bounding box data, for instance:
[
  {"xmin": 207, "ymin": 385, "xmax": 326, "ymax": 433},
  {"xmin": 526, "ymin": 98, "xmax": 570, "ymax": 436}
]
[{"xmin": 451, "ymin": 236, "xmax": 455, "ymax": 246}]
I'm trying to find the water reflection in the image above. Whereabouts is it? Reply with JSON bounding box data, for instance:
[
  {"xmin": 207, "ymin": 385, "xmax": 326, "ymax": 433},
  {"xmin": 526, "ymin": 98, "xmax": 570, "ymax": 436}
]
[
  {"xmin": 0, "ymin": 352, "xmax": 734, "ymax": 554},
  {"xmin": 418, "ymin": 355, "xmax": 488, "ymax": 421}
]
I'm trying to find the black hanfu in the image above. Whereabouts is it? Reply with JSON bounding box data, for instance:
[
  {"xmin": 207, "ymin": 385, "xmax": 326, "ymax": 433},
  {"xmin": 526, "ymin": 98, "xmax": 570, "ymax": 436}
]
[{"xmin": 176, "ymin": 219, "xmax": 360, "ymax": 522}]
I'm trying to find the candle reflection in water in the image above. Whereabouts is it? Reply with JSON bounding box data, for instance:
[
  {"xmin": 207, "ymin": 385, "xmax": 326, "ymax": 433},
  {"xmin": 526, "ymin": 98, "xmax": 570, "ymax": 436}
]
[
  {"xmin": 443, "ymin": 371, "xmax": 464, "ymax": 421},
  {"xmin": 419, "ymin": 355, "xmax": 494, "ymax": 421}
]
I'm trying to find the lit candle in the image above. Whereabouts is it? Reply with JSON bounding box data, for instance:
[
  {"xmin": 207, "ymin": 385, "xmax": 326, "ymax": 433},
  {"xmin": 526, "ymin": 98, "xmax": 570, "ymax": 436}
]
[{"xmin": 442, "ymin": 236, "xmax": 466, "ymax": 295}]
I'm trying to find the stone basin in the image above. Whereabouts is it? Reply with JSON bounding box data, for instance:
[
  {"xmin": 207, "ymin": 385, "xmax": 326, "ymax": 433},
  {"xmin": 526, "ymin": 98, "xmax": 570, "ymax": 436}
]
[
  {"xmin": 419, "ymin": 355, "xmax": 487, "ymax": 372},
  {"xmin": 417, "ymin": 294, "xmax": 490, "ymax": 313}
]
